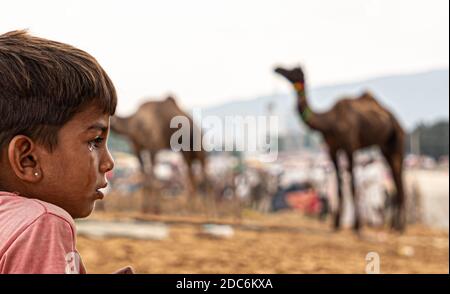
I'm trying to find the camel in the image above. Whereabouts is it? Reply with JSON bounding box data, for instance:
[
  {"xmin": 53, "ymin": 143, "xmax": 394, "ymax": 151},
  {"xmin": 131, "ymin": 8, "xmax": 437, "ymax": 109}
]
[
  {"xmin": 110, "ymin": 96, "xmax": 208, "ymax": 197},
  {"xmin": 274, "ymin": 65, "xmax": 406, "ymax": 232}
]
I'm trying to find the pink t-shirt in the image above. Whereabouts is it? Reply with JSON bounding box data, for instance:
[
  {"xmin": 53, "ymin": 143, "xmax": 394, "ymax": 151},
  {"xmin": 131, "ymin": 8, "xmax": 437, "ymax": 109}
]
[{"xmin": 0, "ymin": 191, "xmax": 86, "ymax": 274}]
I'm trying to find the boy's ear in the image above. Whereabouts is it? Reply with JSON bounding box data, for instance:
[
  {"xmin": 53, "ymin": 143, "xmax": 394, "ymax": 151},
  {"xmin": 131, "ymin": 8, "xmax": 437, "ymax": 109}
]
[{"xmin": 8, "ymin": 135, "xmax": 42, "ymax": 183}]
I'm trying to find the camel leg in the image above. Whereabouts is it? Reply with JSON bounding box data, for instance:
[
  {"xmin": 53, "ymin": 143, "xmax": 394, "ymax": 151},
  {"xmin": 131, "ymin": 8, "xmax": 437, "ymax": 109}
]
[
  {"xmin": 131, "ymin": 144, "xmax": 156, "ymax": 213},
  {"xmin": 202, "ymin": 158, "xmax": 211, "ymax": 196},
  {"xmin": 330, "ymin": 151, "xmax": 343, "ymax": 230},
  {"xmin": 187, "ymin": 162, "xmax": 197, "ymax": 197},
  {"xmin": 142, "ymin": 151, "xmax": 161, "ymax": 214},
  {"xmin": 199, "ymin": 156, "xmax": 216, "ymax": 212},
  {"xmin": 182, "ymin": 153, "xmax": 198, "ymax": 201},
  {"xmin": 198, "ymin": 156, "xmax": 220, "ymax": 218},
  {"xmin": 347, "ymin": 152, "xmax": 361, "ymax": 232},
  {"xmin": 382, "ymin": 149, "xmax": 406, "ymax": 232},
  {"xmin": 131, "ymin": 142, "xmax": 145, "ymax": 174},
  {"xmin": 197, "ymin": 155, "xmax": 208, "ymax": 194}
]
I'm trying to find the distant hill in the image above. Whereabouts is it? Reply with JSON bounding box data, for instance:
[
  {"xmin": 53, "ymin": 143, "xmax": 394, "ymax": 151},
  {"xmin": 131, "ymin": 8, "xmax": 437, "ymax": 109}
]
[
  {"xmin": 110, "ymin": 69, "xmax": 449, "ymax": 155},
  {"xmin": 199, "ymin": 69, "xmax": 449, "ymax": 134}
]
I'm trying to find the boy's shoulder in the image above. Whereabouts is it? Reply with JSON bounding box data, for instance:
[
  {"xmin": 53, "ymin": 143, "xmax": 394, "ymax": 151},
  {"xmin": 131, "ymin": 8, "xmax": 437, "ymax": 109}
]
[
  {"xmin": 0, "ymin": 191, "xmax": 74, "ymax": 224},
  {"xmin": 0, "ymin": 192, "xmax": 76, "ymax": 250},
  {"xmin": 0, "ymin": 192, "xmax": 85, "ymax": 274}
]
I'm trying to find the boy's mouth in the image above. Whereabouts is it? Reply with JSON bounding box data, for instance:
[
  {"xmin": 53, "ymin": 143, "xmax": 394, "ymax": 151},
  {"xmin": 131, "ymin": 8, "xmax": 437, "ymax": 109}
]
[
  {"xmin": 95, "ymin": 183, "xmax": 108, "ymax": 199},
  {"xmin": 95, "ymin": 189, "xmax": 104, "ymax": 200}
]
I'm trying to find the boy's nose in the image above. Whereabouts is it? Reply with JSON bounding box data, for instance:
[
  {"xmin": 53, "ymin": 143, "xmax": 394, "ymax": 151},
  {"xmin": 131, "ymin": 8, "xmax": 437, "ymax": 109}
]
[{"xmin": 100, "ymin": 149, "xmax": 115, "ymax": 173}]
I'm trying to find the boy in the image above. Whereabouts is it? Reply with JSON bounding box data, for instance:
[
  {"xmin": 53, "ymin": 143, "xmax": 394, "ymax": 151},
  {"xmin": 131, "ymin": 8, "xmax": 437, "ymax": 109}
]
[{"xmin": 0, "ymin": 30, "xmax": 132, "ymax": 274}]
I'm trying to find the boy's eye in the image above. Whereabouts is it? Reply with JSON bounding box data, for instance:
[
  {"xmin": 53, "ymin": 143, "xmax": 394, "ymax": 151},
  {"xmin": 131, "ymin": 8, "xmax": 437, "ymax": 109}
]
[{"xmin": 88, "ymin": 136, "xmax": 104, "ymax": 151}]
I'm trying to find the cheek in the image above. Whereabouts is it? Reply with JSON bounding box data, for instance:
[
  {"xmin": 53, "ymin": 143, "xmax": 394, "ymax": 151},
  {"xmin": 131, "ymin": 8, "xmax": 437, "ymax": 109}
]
[
  {"xmin": 45, "ymin": 146, "xmax": 98, "ymax": 188},
  {"xmin": 40, "ymin": 152, "xmax": 65, "ymax": 183},
  {"xmin": 75, "ymin": 149, "xmax": 99, "ymax": 182}
]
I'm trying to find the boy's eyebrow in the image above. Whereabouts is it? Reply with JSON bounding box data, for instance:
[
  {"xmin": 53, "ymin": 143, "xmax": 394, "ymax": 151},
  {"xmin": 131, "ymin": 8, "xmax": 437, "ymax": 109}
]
[{"xmin": 86, "ymin": 123, "xmax": 108, "ymax": 133}]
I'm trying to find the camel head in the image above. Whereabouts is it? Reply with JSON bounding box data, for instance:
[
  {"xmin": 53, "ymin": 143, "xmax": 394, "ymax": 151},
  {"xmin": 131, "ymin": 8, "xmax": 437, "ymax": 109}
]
[{"xmin": 274, "ymin": 66, "xmax": 305, "ymax": 84}]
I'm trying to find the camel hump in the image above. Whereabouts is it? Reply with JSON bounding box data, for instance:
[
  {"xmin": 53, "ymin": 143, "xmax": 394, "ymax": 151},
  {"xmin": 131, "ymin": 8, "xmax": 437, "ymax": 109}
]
[
  {"xmin": 360, "ymin": 90, "xmax": 376, "ymax": 100},
  {"xmin": 358, "ymin": 90, "xmax": 379, "ymax": 104},
  {"xmin": 165, "ymin": 95, "xmax": 177, "ymax": 103}
]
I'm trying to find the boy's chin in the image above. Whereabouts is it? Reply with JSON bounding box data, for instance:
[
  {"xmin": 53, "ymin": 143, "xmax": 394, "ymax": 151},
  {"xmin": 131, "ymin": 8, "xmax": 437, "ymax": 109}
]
[{"xmin": 72, "ymin": 201, "xmax": 96, "ymax": 219}]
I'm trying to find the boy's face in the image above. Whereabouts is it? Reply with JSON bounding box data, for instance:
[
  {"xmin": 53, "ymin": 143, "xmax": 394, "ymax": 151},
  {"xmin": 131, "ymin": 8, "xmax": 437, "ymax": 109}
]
[{"xmin": 37, "ymin": 104, "xmax": 115, "ymax": 218}]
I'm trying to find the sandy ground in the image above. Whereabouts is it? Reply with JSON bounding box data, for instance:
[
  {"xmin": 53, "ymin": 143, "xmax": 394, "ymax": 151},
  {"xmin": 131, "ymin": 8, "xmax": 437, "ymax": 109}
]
[{"xmin": 76, "ymin": 211, "xmax": 448, "ymax": 274}]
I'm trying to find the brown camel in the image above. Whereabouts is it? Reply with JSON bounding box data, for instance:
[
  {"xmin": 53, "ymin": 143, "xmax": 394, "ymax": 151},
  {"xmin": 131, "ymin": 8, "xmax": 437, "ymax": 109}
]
[
  {"xmin": 110, "ymin": 96, "xmax": 208, "ymax": 196},
  {"xmin": 274, "ymin": 66, "xmax": 406, "ymax": 232}
]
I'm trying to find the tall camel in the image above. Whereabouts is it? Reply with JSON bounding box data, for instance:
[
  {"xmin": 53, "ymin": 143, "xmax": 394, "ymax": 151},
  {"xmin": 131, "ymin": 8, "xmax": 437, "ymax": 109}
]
[
  {"xmin": 110, "ymin": 96, "xmax": 207, "ymax": 195},
  {"xmin": 274, "ymin": 66, "xmax": 406, "ymax": 232}
]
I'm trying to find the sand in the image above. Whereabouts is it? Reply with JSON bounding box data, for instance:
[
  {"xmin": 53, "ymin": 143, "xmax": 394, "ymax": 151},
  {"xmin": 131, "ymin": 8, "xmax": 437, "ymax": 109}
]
[{"xmin": 76, "ymin": 211, "xmax": 448, "ymax": 274}]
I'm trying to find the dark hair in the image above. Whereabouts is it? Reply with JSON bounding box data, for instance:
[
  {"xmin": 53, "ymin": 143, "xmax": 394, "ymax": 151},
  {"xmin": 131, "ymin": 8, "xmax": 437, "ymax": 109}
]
[{"xmin": 0, "ymin": 30, "xmax": 117, "ymax": 153}]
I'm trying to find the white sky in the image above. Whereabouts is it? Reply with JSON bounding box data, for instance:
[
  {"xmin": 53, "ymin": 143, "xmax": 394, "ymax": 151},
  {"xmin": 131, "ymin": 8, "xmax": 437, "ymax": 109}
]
[{"xmin": 1, "ymin": 0, "xmax": 448, "ymax": 115}]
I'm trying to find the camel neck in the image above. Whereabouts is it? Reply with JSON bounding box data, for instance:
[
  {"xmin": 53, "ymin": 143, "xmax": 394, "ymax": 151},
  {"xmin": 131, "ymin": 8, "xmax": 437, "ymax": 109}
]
[
  {"xmin": 294, "ymin": 82, "xmax": 311, "ymax": 119},
  {"xmin": 111, "ymin": 116, "xmax": 130, "ymax": 135},
  {"xmin": 293, "ymin": 82, "xmax": 323, "ymax": 131}
]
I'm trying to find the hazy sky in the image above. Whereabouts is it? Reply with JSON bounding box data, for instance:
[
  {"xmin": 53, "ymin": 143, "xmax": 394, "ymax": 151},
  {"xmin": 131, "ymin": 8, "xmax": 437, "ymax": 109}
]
[{"xmin": 1, "ymin": 0, "xmax": 448, "ymax": 115}]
